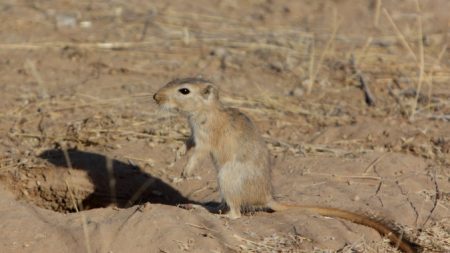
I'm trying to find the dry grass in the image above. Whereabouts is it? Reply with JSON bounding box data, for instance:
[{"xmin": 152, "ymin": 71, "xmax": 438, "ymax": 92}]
[
  {"xmin": 236, "ymin": 233, "xmax": 310, "ymax": 253},
  {"xmin": 235, "ymin": 221, "xmax": 450, "ymax": 253},
  {"xmin": 61, "ymin": 147, "xmax": 92, "ymax": 253}
]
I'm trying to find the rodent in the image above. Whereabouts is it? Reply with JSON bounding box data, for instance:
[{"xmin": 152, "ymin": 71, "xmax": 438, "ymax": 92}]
[{"xmin": 153, "ymin": 77, "xmax": 419, "ymax": 253}]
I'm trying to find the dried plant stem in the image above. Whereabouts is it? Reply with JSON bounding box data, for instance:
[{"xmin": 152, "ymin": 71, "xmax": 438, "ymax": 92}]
[
  {"xmin": 185, "ymin": 223, "xmax": 218, "ymax": 233},
  {"xmin": 355, "ymin": 36, "xmax": 373, "ymax": 65},
  {"xmin": 426, "ymin": 44, "xmax": 448, "ymax": 110},
  {"xmin": 62, "ymin": 148, "xmax": 92, "ymax": 253},
  {"xmin": 308, "ymin": 36, "xmax": 315, "ymax": 91},
  {"xmin": 306, "ymin": 172, "xmax": 381, "ymax": 181},
  {"xmin": 374, "ymin": 0, "xmax": 382, "ymax": 27},
  {"xmin": 0, "ymin": 41, "xmax": 157, "ymax": 50},
  {"xmin": 410, "ymin": 0, "xmax": 425, "ymax": 121},
  {"xmin": 363, "ymin": 153, "xmax": 387, "ymax": 174},
  {"xmin": 350, "ymin": 55, "xmax": 376, "ymax": 106},
  {"xmin": 125, "ymin": 178, "xmax": 156, "ymax": 208},
  {"xmin": 382, "ymin": 8, "xmax": 418, "ymax": 62},
  {"xmin": 307, "ymin": 8, "xmax": 339, "ymax": 94},
  {"xmin": 106, "ymin": 157, "xmax": 117, "ymax": 205},
  {"xmin": 234, "ymin": 234, "xmax": 278, "ymax": 251},
  {"xmin": 24, "ymin": 59, "xmax": 48, "ymax": 98}
]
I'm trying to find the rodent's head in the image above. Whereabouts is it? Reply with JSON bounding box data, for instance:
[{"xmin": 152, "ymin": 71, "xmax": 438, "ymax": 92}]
[{"xmin": 153, "ymin": 77, "xmax": 220, "ymax": 115}]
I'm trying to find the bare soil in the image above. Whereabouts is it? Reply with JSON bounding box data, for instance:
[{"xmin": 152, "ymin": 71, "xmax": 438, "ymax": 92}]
[{"xmin": 0, "ymin": 0, "xmax": 449, "ymax": 252}]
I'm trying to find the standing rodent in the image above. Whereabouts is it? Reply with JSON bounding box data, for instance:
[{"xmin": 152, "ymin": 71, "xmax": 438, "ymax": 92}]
[{"xmin": 153, "ymin": 77, "xmax": 419, "ymax": 253}]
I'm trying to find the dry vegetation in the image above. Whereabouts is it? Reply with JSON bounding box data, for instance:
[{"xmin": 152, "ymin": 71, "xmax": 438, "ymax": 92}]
[{"xmin": 0, "ymin": 0, "xmax": 449, "ymax": 252}]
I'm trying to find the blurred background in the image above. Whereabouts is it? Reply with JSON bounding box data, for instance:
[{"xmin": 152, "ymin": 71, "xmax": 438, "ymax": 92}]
[{"xmin": 1, "ymin": 0, "xmax": 449, "ymax": 100}]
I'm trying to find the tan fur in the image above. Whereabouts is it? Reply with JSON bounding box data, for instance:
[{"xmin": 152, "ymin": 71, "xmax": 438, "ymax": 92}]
[{"xmin": 153, "ymin": 78, "xmax": 419, "ymax": 253}]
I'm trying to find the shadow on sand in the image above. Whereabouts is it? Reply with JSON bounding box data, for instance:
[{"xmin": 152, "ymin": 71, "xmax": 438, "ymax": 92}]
[{"xmin": 39, "ymin": 148, "xmax": 192, "ymax": 210}]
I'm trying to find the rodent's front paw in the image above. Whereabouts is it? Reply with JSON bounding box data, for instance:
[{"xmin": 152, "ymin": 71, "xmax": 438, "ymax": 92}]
[
  {"xmin": 175, "ymin": 145, "xmax": 187, "ymax": 161},
  {"xmin": 181, "ymin": 170, "xmax": 193, "ymax": 178}
]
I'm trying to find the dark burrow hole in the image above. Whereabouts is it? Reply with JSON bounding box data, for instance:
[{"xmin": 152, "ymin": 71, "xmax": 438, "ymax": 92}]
[{"xmin": 2, "ymin": 148, "xmax": 192, "ymax": 213}]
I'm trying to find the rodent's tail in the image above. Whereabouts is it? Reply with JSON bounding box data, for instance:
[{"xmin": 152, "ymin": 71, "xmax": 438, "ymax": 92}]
[{"xmin": 267, "ymin": 201, "xmax": 420, "ymax": 253}]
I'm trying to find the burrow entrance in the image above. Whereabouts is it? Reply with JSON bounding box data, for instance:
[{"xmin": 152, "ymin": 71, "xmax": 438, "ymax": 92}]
[{"xmin": 1, "ymin": 149, "xmax": 190, "ymax": 213}]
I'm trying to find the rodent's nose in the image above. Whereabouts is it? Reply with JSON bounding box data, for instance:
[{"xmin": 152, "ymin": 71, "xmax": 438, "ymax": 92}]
[{"xmin": 153, "ymin": 92, "xmax": 166, "ymax": 105}]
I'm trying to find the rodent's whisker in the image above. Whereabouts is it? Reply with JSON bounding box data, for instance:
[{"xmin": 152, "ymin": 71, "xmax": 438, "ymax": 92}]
[{"xmin": 131, "ymin": 93, "xmax": 154, "ymax": 97}]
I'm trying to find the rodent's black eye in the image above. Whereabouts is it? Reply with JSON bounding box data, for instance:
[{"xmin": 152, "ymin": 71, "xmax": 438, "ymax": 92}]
[{"xmin": 178, "ymin": 88, "xmax": 190, "ymax": 95}]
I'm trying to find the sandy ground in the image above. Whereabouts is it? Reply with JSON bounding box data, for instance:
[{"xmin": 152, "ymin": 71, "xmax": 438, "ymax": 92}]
[{"xmin": 0, "ymin": 0, "xmax": 449, "ymax": 252}]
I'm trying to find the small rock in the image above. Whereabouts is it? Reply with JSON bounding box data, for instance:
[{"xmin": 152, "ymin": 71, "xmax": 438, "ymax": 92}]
[
  {"xmin": 55, "ymin": 14, "xmax": 77, "ymax": 28},
  {"xmin": 80, "ymin": 21, "xmax": 92, "ymax": 28},
  {"xmin": 210, "ymin": 47, "xmax": 227, "ymax": 58},
  {"xmin": 289, "ymin": 87, "xmax": 304, "ymax": 97}
]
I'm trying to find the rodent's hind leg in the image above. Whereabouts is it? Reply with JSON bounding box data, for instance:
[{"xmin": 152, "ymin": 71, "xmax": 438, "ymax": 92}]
[
  {"xmin": 223, "ymin": 194, "xmax": 241, "ymax": 219},
  {"xmin": 226, "ymin": 202, "xmax": 241, "ymax": 219}
]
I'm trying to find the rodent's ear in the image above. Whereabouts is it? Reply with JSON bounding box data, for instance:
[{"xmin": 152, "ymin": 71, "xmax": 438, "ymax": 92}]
[{"xmin": 201, "ymin": 84, "xmax": 219, "ymax": 100}]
